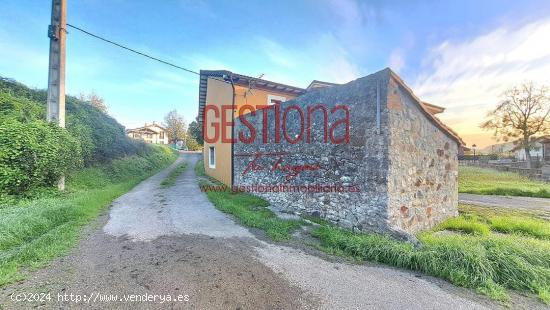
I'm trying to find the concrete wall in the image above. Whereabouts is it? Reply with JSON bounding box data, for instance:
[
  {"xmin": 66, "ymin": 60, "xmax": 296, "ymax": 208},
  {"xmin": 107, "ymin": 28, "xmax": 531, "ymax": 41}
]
[
  {"xmin": 386, "ymin": 77, "xmax": 458, "ymax": 233},
  {"xmin": 203, "ymin": 77, "xmax": 233, "ymax": 186},
  {"xmin": 234, "ymin": 84, "xmax": 300, "ymax": 114},
  {"xmin": 202, "ymin": 77, "xmax": 302, "ymax": 186}
]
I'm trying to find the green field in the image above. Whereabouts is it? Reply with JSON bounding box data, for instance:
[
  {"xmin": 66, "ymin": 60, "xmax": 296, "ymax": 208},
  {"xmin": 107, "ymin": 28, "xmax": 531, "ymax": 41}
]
[
  {"xmin": 459, "ymin": 166, "xmax": 550, "ymax": 198},
  {"xmin": 0, "ymin": 146, "xmax": 177, "ymax": 286}
]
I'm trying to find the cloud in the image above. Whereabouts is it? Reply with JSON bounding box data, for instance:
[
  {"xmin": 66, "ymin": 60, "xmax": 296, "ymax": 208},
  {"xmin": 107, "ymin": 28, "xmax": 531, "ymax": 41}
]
[
  {"xmin": 254, "ymin": 33, "xmax": 360, "ymax": 86},
  {"xmin": 325, "ymin": 0, "xmax": 382, "ymax": 54},
  {"xmin": 314, "ymin": 34, "xmax": 360, "ymax": 83},
  {"xmin": 413, "ymin": 18, "xmax": 550, "ymax": 146},
  {"xmin": 388, "ymin": 49, "xmax": 405, "ymax": 73},
  {"xmin": 256, "ymin": 37, "xmax": 297, "ymax": 69},
  {"xmin": 116, "ymin": 69, "xmax": 197, "ymax": 94}
]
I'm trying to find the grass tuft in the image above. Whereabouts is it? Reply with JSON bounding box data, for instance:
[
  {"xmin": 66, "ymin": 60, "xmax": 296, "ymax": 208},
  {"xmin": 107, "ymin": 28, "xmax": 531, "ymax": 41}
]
[
  {"xmin": 160, "ymin": 163, "xmax": 187, "ymax": 188},
  {"xmin": 435, "ymin": 215, "xmax": 491, "ymax": 236},
  {"xmin": 490, "ymin": 217, "xmax": 550, "ymax": 240}
]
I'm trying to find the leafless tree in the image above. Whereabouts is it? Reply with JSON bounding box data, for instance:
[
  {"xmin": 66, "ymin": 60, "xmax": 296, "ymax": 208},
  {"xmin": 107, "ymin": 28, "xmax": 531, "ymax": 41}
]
[
  {"xmin": 78, "ymin": 91, "xmax": 108, "ymax": 113},
  {"xmin": 481, "ymin": 82, "xmax": 550, "ymax": 168}
]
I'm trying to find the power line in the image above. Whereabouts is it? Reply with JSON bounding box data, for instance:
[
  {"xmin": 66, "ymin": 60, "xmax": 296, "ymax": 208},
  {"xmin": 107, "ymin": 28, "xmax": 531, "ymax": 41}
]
[
  {"xmin": 66, "ymin": 23, "xmax": 200, "ymax": 75},
  {"xmin": 65, "ymin": 23, "xmax": 263, "ymax": 92}
]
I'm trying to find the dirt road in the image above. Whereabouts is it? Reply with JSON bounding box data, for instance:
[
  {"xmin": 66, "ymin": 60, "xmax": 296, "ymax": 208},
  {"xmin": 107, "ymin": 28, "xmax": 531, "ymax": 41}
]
[
  {"xmin": 1, "ymin": 153, "xmax": 501, "ymax": 310},
  {"xmin": 459, "ymin": 193, "xmax": 550, "ymax": 213}
]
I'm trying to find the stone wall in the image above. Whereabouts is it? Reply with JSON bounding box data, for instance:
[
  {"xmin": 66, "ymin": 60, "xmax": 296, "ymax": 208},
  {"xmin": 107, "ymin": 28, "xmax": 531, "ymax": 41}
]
[
  {"xmin": 233, "ymin": 70, "xmax": 392, "ymax": 234},
  {"xmin": 232, "ymin": 68, "xmax": 459, "ymax": 237},
  {"xmin": 386, "ymin": 78, "xmax": 459, "ymax": 233}
]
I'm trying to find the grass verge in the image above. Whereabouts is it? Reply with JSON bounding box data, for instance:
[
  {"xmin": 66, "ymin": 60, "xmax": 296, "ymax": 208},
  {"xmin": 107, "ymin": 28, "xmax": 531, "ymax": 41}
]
[
  {"xmin": 313, "ymin": 204, "xmax": 550, "ymax": 304},
  {"xmin": 195, "ymin": 160, "xmax": 550, "ymax": 304},
  {"xmin": 490, "ymin": 216, "xmax": 550, "ymax": 239},
  {"xmin": 435, "ymin": 214, "xmax": 491, "ymax": 236},
  {"xmin": 0, "ymin": 145, "xmax": 177, "ymax": 286},
  {"xmin": 195, "ymin": 160, "xmax": 304, "ymax": 241},
  {"xmin": 459, "ymin": 166, "xmax": 550, "ymax": 198},
  {"xmin": 160, "ymin": 162, "xmax": 187, "ymax": 188}
]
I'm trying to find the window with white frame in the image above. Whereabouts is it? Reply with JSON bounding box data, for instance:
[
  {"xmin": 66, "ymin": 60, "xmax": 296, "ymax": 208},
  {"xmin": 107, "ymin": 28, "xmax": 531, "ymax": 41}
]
[
  {"xmin": 209, "ymin": 146, "xmax": 216, "ymax": 168},
  {"xmin": 267, "ymin": 94, "xmax": 286, "ymax": 105}
]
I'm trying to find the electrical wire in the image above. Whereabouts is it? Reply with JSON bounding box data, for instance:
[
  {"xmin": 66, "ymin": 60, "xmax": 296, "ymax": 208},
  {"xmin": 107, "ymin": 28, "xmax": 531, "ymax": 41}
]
[
  {"xmin": 65, "ymin": 23, "xmax": 276, "ymax": 91},
  {"xmin": 67, "ymin": 23, "xmax": 202, "ymax": 76},
  {"xmin": 65, "ymin": 23, "xmax": 231, "ymax": 84}
]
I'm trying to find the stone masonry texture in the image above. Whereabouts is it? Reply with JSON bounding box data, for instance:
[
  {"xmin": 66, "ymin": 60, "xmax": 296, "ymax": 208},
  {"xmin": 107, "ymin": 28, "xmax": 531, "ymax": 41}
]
[{"xmin": 232, "ymin": 68, "xmax": 459, "ymax": 239}]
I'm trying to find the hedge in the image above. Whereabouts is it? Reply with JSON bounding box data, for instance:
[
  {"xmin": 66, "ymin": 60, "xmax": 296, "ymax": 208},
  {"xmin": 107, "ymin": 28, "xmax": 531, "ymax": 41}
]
[{"xmin": 0, "ymin": 119, "xmax": 82, "ymax": 195}]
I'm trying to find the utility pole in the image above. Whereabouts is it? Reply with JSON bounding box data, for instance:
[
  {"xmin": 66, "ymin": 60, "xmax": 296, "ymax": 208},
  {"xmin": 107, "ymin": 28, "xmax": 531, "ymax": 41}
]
[{"xmin": 47, "ymin": 0, "xmax": 67, "ymax": 190}]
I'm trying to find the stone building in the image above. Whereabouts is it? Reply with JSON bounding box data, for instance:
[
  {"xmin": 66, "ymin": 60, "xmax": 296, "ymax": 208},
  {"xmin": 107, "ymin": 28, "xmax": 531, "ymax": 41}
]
[
  {"xmin": 230, "ymin": 68, "xmax": 464, "ymax": 238},
  {"xmin": 198, "ymin": 68, "xmax": 464, "ymax": 238}
]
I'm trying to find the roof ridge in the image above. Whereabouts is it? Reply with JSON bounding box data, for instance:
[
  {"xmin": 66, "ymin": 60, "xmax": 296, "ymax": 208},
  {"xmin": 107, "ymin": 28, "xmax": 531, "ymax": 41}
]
[{"xmin": 387, "ymin": 69, "xmax": 465, "ymax": 146}]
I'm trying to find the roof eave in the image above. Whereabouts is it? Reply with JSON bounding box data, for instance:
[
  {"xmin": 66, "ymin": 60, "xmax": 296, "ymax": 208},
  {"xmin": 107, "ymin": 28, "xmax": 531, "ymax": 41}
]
[{"xmin": 388, "ymin": 69, "xmax": 465, "ymax": 146}]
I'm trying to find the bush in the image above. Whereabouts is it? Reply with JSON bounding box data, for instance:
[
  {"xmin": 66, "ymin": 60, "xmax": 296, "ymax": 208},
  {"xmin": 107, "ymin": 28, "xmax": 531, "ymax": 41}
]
[
  {"xmin": 0, "ymin": 77, "xmax": 155, "ymax": 196},
  {"xmin": 65, "ymin": 97, "xmax": 145, "ymax": 164},
  {"xmin": 0, "ymin": 92, "xmax": 44, "ymax": 122},
  {"xmin": 0, "ymin": 119, "xmax": 82, "ymax": 195},
  {"xmin": 185, "ymin": 136, "xmax": 202, "ymax": 151},
  {"xmin": 1, "ymin": 77, "xmax": 146, "ymax": 166}
]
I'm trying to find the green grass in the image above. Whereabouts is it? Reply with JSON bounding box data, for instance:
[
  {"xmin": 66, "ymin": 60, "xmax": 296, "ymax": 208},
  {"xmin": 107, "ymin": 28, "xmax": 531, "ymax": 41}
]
[
  {"xmin": 312, "ymin": 204, "xmax": 550, "ymax": 304},
  {"xmin": 194, "ymin": 160, "xmax": 550, "ymax": 303},
  {"xmin": 160, "ymin": 163, "xmax": 187, "ymax": 188},
  {"xmin": 490, "ymin": 217, "xmax": 550, "ymax": 239},
  {"xmin": 195, "ymin": 160, "xmax": 304, "ymax": 241},
  {"xmin": 195, "ymin": 157, "xmax": 206, "ymax": 176},
  {"xmin": 459, "ymin": 166, "xmax": 550, "ymax": 198},
  {"xmin": 459, "ymin": 203, "xmax": 550, "ymax": 220},
  {"xmin": 435, "ymin": 215, "xmax": 491, "ymax": 236},
  {"xmin": 313, "ymin": 226, "xmax": 550, "ymax": 304},
  {"xmin": 0, "ymin": 145, "xmax": 177, "ymax": 287}
]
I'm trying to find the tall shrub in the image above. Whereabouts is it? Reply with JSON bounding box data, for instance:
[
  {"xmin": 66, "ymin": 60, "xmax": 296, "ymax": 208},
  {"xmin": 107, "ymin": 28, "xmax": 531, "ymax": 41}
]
[{"xmin": 0, "ymin": 120, "xmax": 82, "ymax": 195}]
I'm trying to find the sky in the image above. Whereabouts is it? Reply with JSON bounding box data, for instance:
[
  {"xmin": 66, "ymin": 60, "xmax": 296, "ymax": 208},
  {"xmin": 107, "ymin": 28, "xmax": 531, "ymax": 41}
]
[{"xmin": 1, "ymin": 0, "xmax": 550, "ymax": 148}]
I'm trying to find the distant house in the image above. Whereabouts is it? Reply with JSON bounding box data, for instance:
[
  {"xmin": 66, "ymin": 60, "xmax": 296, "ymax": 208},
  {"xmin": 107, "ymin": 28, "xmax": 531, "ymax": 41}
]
[
  {"xmin": 480, "ymin": 141, "xmax": 517, "ymax": 157},
  {"xmin": 483, "ymin": 138, "xmax": 547, "ymax": 161},
  {"xmin": 511, "ymin": 138, "xmax": 545, "ymax": 161},
  {"xmin": 458, "ymin": 145, "xmax": 471, "ymax": 156},
  {"xmin": 126, "ymin": 122, "xmax": 169, "ymax": 145}
]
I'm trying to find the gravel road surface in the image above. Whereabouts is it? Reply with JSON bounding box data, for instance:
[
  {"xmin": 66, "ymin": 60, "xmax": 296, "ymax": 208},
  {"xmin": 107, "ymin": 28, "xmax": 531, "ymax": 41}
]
[
  {"xmin": 459, "ymin": 193, "xmax": 550, "ymax": 213},
  {"xmin": 1, "ymin": 153, "xmax": 506, "ymax": 310}
]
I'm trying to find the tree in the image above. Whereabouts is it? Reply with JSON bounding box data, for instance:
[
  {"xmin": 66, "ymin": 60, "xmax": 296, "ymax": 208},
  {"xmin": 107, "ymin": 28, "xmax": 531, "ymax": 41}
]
[
  {"xmin": 185, "ymin": 134, "xmax": 202, "ymax": 151},
  {"xmin": 78, "ymin": 91, "xmax": 108, "ymax": 114},
  {"xmin": 164, "ymin": 110, "xmax": 187, "ymax": 144},
  {"xmin": 481, "ymin": 82, "xmax": 550, "ymax": 168},
  {"xmin": 187, "ymin": 116, "xmax": 203, "ymax": 145}
]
